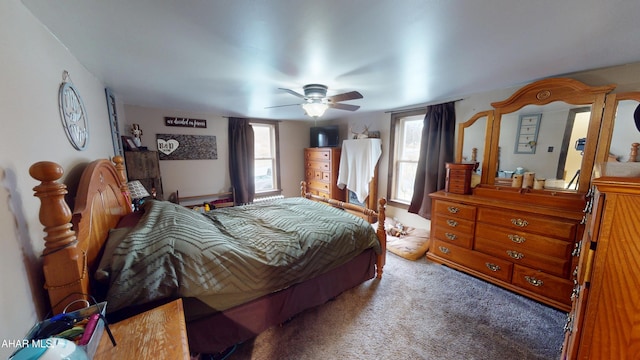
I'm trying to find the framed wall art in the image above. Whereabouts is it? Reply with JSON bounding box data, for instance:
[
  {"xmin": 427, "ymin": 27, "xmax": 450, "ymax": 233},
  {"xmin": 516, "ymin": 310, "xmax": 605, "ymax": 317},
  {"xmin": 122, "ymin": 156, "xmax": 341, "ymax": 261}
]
[{"xmin": 514, "ymin": 113, "xmax": 542, "ymax": 154}]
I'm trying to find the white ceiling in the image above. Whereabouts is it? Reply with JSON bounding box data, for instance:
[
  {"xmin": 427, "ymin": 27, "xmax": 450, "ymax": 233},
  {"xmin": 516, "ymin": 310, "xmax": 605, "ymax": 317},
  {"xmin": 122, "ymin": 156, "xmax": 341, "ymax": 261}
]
[{"xmin": 21, "ymin": 0, "xmax": 640, "ymax": 121}]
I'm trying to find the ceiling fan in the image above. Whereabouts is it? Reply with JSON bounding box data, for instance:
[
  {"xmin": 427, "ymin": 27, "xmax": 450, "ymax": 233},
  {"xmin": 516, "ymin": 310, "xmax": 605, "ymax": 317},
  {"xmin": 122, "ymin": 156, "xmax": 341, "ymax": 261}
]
[{"xmin": 267, "ymin": 84, "xmax": 363, "ymax": 118}]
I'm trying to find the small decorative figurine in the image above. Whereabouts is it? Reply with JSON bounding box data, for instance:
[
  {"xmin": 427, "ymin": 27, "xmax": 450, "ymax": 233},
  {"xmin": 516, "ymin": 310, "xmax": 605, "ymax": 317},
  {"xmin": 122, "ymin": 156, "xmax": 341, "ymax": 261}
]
[{"xmin": 131, "ymin": 124, "xmax": 143, "ymax": 147}]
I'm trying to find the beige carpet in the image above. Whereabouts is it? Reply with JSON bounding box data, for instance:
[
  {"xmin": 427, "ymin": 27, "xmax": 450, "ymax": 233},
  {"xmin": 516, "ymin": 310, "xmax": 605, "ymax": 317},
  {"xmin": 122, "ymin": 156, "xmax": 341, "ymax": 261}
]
[{"xmin": 222, "ymin": 253, "xmax": 565, "ymax": 359}]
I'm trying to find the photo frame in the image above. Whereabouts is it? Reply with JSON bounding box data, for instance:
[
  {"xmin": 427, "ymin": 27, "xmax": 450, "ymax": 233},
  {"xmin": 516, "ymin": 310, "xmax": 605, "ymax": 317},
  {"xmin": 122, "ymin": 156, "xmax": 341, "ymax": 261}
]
[
  {"xmin": 121, "ymin": 136, "xmax": 138, "ymax": 151},
  {"xmin": 514, "ymin": 113, "xmax": 542, "ymax": 154}
]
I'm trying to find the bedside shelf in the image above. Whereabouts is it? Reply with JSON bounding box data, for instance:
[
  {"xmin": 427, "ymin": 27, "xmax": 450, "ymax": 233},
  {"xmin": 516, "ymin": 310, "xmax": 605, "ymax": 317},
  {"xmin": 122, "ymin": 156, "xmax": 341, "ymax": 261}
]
[{"xmin": 94, "ymin": 299, "xmax": 189, "ymax": 359}]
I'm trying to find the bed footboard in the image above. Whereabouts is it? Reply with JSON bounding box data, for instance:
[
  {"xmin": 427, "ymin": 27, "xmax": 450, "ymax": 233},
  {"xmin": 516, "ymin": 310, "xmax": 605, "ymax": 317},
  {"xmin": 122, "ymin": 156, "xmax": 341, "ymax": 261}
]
[{"xmin": 300, "ymin": 181, "xmax": 387, "ymax": 278}]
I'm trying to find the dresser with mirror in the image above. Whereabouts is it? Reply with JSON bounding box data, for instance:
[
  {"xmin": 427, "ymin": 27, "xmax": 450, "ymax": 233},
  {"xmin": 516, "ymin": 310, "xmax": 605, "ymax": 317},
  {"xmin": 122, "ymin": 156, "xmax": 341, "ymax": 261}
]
[{"xmin": 430, "ymin": 77, "xmax": 640, "ymax": 357}]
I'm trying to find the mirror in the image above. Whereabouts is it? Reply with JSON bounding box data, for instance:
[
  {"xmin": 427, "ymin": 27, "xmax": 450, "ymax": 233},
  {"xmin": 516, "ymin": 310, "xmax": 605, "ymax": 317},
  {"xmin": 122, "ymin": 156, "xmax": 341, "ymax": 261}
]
[
  {"xmin": 456, "ymin": 110, "xmax": 492, "ymax": 184},
  {"xmin": 597, "ymin": 92, "xmax": 640, "ymax": 163},
  {"xmin": 486, "ymin": 78, "xmax": 615, "ymax": 193},
  {"xmin": 496, "ymin": 103, "xmax": 591, "ymax": 190}
]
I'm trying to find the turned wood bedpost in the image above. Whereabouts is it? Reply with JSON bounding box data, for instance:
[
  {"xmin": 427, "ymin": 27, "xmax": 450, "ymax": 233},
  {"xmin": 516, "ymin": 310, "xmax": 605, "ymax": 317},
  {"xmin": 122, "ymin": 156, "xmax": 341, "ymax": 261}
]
[
  {"xmin": 113, "ymin": 155, "xmax": 131, "ymax": 204},
  {"xmin": 30, "ymin": 161, "xmax": 87, "ymax": 314},
  {"xmin": 375, "ymin": 198, "xmax": 387, "ymax": 279}
]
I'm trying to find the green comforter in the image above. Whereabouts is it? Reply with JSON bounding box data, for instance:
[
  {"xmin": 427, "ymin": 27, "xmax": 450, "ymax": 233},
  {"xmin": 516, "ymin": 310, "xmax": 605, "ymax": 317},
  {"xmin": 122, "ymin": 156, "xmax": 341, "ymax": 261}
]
[{"xmin": 105, "ymin": 197, "xmax": 380, "ymax": 312}]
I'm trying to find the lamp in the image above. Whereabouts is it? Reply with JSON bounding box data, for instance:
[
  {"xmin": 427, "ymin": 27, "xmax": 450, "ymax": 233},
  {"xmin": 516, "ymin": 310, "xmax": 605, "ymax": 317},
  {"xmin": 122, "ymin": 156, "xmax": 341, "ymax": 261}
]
[
  {"xmin": 127, "ymin": 180, "xmax": 150, "ymax": 211},
  {"xmin": 302, "ymin": 102, "xmax": 328, "ymax": 118}
]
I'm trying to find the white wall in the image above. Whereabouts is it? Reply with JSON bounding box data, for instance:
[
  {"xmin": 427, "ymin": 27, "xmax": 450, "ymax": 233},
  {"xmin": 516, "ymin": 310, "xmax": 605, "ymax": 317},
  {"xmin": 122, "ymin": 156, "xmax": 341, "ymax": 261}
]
[{"xmin": 0, "ymin": 0, "xmax": 123, "ymax": 356}]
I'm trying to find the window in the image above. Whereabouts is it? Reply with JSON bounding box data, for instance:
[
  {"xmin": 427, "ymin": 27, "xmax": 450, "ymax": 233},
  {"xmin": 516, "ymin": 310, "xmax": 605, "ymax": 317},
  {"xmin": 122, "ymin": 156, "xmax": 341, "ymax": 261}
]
[
  {"xmin": 387, "ymin": 110, "xmax": 425, "ymax": 207},
  {"xmin": 250, "ymin": 120, "xmax": 281, "ymax": 194}
]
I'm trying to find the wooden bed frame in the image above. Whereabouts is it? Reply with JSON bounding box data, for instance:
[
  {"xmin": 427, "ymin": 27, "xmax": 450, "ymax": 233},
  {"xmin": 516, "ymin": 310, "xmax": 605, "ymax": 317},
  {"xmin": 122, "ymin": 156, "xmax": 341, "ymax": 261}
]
[{"xmin": 29, "ymin": 156, "xmax": 387, "ymax": 353}]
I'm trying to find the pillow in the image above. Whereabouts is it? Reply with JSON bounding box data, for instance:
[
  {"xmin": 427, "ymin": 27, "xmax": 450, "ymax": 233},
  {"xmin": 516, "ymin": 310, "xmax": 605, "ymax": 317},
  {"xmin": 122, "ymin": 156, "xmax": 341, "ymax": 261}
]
[
  {"xmin": 372, "ymin": 219, "xmax": 431, "ymax": 261},
  {"xmin": 95, "ymin": 227, "xmax": 132, "ymax": 283}
]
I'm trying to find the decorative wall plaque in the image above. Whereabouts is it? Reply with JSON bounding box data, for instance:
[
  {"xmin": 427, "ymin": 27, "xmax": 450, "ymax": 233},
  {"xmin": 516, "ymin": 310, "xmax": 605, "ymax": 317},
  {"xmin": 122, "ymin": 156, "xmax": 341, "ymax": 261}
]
[
  {"xmin": 514, "ymin": 113, "xmax": 542, "ymax": 154},
  {"xmin": 164, "ymin": 117, "xmax": 207, "ymax": 128},
  {"xmin": 156, "ymin": 134, "xmax": 217, "ymax": 160},
  {"xmin": 58, "ymin": 71, "xmax": 89, "ymax": 150}
]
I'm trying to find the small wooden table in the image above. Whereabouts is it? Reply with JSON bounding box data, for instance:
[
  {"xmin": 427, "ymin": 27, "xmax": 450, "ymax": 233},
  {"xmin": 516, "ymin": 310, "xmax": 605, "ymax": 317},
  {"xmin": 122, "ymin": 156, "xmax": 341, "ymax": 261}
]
[{"xmin": 94, "ymin": 299, "xmax": 190, "ymax": 359}]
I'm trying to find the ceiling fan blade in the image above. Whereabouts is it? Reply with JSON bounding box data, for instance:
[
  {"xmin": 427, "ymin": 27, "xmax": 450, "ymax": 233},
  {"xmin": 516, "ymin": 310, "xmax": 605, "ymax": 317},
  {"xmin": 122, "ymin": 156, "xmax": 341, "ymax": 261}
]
[
  {"xmin": 265, "ymin": 103, "xmax": 301, "ymax": 109},
  {"xmin": 329, "ymin": 103, "xmax": 360, "ymax": 111},
  {"xmin": 279, "ymin": 88, "xmax": 305, "ymax": 98},
  {"xmin": 327, "ymin": 91, "xmax": 363, "ymax": 103}
]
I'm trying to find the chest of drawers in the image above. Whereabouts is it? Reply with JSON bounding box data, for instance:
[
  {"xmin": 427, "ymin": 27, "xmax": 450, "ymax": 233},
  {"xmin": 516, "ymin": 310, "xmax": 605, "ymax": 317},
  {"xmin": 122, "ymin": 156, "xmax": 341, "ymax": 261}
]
[
  {"xmin": 304, "ymin": 147, "xmax": 345, "ymax": 201},
  {"xmin": 428, "ymin": 190, "xmax": 584, "ymax": 311},
  {"xmin": 561, "ymin": 163, "xmax": 640, "ymax": 359}
]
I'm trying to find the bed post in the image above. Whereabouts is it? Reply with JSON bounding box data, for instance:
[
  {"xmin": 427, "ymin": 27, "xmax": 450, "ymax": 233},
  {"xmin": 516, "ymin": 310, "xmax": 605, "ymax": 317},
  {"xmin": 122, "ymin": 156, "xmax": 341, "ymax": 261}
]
[
  {"xmin": 30, "ymin": 161, "xmax": 88, "ymax": 314},
  {"xmin": 113, "ymin": 155, "xmax": 131, "ymax": 204},
  {"xmin": 375, "ymin": 198, "xmax": 387, "ymax": 279}
]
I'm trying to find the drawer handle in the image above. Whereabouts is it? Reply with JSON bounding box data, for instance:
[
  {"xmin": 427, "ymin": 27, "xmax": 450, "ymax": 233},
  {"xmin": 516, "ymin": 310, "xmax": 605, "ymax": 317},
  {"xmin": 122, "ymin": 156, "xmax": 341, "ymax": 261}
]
[
  {"xmin": 571, "ymin": 283, "xmax": 580, "ymax": 301},
  {"xmin": 438, "ymin": 246, "xmax": 450, "ymax": 254},
  {"xmin": 447, "ymin": 206, "xmax": 460, "ymax": 214},
  {"xmin": 571, "ymin": 241, "xmax": 581, "ymax": 257},
  {"xmin": 445, "ymin": 232, "xmax": 457, "ymax": 240},
  {"xmin": 446, "ymin": 219, "xmax": 458, "ymax": 227},
  {"xmin": 508, "ymin": 234, "xmax": 525, "ymax": 244},
  {"xmin": 485, "ymin": 263, "xmax": 501, "ymax": 272},
  {"xmin": 563, "ymin": 314, "xmax": 573, "ymax": 333},
  {"xmin": 506, "ymin": 250, "xmax": 524, "ymax": 260},
  {"xmin": 511, "ymin": 218, "xmax": 529, "ymax": 227},
  {"xmin": 524, "ymin": 275, "xmax": 544, "ymax": 287}
]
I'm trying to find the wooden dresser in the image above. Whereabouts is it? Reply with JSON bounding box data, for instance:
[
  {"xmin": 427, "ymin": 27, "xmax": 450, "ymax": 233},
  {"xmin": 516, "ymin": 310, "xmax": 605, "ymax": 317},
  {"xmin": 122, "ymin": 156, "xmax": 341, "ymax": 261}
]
[
  {"xmin": 561, "ymin": 163, "xmax": 640, "ymax": 359},
  {"xmin": 428, "ymin": 187, "xmax": 585, "ymax": 311},
  {"xmin": 124, "ymin": 150, "xmax": 163, "ymax": 199},
  {"xmin": 304, "ymin": 147, "xmax": 345, "ymax": 201}
]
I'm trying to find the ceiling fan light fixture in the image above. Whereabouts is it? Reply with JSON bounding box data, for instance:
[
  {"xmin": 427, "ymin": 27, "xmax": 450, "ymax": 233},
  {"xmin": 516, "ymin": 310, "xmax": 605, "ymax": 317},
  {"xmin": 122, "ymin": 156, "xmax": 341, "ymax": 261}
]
[{"xmin": 302, "ymin": 102, "xmax": 329, "ymax": 118}]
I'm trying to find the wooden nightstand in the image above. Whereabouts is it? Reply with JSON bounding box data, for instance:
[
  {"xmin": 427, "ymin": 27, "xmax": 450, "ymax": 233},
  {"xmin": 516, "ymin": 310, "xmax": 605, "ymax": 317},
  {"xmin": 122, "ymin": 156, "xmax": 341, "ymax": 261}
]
[{"xmin": 94, "ymin": 299, "xmax": 190, "ymax": 359}]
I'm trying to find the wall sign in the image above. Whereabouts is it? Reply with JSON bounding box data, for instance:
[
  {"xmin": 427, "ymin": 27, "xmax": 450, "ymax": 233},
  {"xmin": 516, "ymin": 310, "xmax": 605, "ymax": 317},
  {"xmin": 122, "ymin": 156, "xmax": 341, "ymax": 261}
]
[
  {"xmin": 514, "ymin": 113, "xmax": 542, "ymax": 154},
  {"xmin": 156, "ymin": 134, "xmax": 217, "ymax": 160},
  {"xmin": 58, "ymin": 71, "xmax": 89, "ymax": 151},
  {"xmin": 164, "ymin": 117, "xmax": 207, "ymax": 128}
]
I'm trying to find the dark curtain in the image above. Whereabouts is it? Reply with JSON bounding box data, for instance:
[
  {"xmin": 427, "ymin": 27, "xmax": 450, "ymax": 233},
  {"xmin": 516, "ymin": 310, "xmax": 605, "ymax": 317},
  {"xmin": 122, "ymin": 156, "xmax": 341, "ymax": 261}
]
[
  {"xmin": 228, "ymin": 117, "xmax": 255, "ymax": 204},
  {"xmin": 408, "ymin": 102, "xmax": 456, "ymax": 219}
]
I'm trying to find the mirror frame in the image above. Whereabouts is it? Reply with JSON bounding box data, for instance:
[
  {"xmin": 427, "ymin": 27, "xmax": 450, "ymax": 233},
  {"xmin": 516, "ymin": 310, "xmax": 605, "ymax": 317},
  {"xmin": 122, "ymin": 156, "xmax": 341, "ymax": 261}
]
[
  {"xmin": 486, "ymin": 78, "xmax": 616, "ymax": 194},
  {"xmin": 597, "ymin": 91, "xmax": 640, "ymax": 164},
  {"xmin": 456, "ymin": 110, "xmax": 494, "ymax": 184}
]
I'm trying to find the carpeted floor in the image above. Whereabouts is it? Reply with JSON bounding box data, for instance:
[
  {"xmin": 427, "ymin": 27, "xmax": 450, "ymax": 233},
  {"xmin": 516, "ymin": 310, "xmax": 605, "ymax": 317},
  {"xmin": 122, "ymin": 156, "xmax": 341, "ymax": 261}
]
[{"xmin": 220, "ymin": 253, "xmax": 566, "ymax": 359}]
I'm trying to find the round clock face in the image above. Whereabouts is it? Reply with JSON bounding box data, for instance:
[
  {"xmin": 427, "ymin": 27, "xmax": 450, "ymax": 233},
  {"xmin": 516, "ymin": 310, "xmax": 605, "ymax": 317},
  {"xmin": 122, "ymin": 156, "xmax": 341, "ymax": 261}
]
[{"xmin": 59, "ymin": 82, "xmax": 89, "ymax": 150}]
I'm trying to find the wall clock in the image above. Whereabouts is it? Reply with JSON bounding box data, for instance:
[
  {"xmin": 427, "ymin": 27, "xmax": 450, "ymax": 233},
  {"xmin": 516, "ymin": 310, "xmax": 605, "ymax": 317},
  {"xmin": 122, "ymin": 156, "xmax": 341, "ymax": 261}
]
[{"xmin": 58, "ymin": 71, "xmax": 89, "ymax": 151}]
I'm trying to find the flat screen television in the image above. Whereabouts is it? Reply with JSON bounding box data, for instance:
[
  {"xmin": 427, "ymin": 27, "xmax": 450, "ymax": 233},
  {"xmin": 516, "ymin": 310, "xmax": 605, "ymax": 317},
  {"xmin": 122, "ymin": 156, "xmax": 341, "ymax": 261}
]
[{"xmin": 310, "ymin": 125, "xmax": 340, "ymax": 147}]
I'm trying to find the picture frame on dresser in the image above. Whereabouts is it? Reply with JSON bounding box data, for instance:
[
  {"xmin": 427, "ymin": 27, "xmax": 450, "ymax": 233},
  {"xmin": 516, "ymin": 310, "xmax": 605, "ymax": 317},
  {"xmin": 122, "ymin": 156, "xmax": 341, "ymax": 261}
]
[{"xmin": 121, "ymin": 136, "xmax": 138, "ymax": 151}]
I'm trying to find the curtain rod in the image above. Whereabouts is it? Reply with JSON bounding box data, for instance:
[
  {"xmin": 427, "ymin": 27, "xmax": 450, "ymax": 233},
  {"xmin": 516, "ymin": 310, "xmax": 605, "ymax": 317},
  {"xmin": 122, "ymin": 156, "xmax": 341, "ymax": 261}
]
[{"xmin": 384, "ymin": 98, "xmax": 464, "ymax": 114}]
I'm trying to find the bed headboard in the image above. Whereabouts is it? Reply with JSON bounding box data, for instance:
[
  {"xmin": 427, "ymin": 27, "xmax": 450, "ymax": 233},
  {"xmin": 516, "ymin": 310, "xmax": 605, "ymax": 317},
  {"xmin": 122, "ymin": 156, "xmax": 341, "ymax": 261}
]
[{"xmin": 30, "ymin": 156, "xmax": 131, "ymax": 313}]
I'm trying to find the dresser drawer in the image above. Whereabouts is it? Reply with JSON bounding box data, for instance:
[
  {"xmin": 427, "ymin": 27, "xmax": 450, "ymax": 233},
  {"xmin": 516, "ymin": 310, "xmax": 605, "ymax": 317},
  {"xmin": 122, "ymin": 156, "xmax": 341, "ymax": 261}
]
[
  {"xmin": 433, "ymin": 225, "xmax": 473, "ymax": 249},
  {"xmin": 475, "ymin": 236, "xmax": 571, "ymax": 278},
  {"xmin": 432, "ymin": 240, "xmax": 512, "ymax": 282},
  {"xmin": 305, "ymin": 149, "xmax": 332, "ymax": 161},
  {"xmin": 433, "ymin": 216, "xmax": 474, "ymax": 237},
  {"xmin": 306, "ymin": 179, "xmax": 331, "ymax": 193},
  {"xmin": 475, "ymin": 223, "xmax": 573, "ymax": 260},
  {"xmin": 477, "ymin": 208, "xmax": 576, "ymax": 240},
  {"xmin": 433, "ymin": 200, "xmax": 476, "ymax": 221},
  {"xmin": 306, "ymin": 188, "xmax": 330, "ymax": 198},
  {"xmin": 512, "ymin": 265, "xmax": 572, "ymax": 305},
  {"xmin": 305, "ymin": 160, "xmax": 331, "ymax": 171}
]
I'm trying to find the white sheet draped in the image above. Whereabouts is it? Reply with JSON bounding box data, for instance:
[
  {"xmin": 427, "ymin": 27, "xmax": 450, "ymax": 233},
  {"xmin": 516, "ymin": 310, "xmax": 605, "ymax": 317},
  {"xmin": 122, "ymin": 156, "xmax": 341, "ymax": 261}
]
[{"xmin": 337, "ymin": 138, "xmax": 382, "ymax": 202}]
